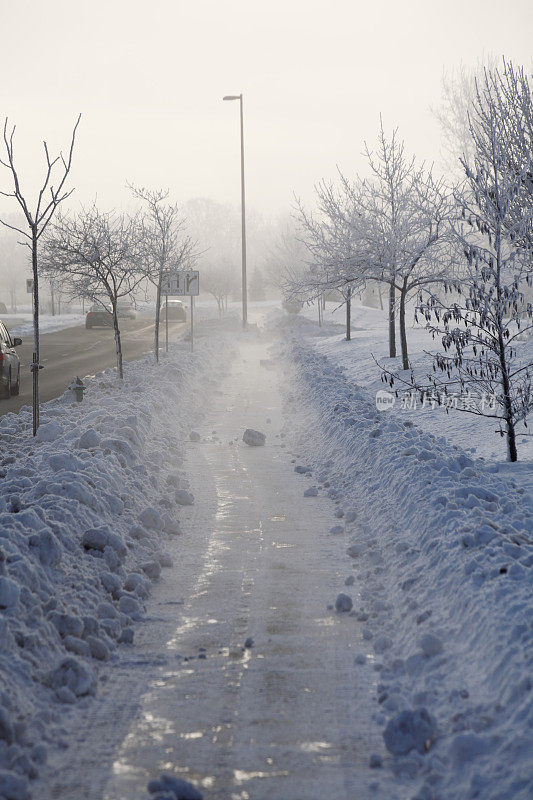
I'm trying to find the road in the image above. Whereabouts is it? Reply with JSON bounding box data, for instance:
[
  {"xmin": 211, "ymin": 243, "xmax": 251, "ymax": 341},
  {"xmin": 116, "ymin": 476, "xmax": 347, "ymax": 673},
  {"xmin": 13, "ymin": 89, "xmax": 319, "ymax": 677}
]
[
  {"xmin": 0, "ymin": 316, "xmax": 186, "ymax": 416},
  {"xmin": 40, "ymin": 336, "xmax": 392, "ymax": 800}
]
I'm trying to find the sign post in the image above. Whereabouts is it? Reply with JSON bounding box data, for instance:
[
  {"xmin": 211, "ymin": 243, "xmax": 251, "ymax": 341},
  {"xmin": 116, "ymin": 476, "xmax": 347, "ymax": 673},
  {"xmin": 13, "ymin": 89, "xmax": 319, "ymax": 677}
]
[
  {"xmin": 160, "ymin": 270, "xmax": 199, "ymax": 352},
  {"xmin": 190, "ymin": 295, "xmax": 194, "ymax": 352},
  {"xmin": 165, "ymin": 294, "xmax": 169, "ymax": 352},
  {"xmin": 27, "ymin": 279, "xmax": 34, "ymax": 316}
]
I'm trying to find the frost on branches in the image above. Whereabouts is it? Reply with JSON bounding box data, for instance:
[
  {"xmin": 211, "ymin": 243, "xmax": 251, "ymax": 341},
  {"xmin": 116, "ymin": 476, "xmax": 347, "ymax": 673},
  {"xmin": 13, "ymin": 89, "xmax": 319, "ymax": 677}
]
[{"xmin": 384, "ymin": 61, "xmax": 533, "ymax": 462}]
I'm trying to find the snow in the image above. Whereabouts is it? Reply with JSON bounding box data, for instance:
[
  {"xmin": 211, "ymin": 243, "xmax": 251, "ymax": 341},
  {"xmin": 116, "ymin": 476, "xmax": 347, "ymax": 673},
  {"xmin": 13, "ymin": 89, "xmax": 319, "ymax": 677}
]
[
  {"xmin": 242, "ymin": 428, "xmax": 266, "ymax": 446},
  {"xmin": 1, "ymin": 300, "xmax": 531, "ymax": 799},
  {"xmin": 273, "ymin": 302, "xmax": 533, "ymax": 799},
  {"xmin": 0, "ymin": 326, "xmax": 234, "ymax": 796},
  {"xmin": 175, "ymin": 490, "xmax": 194, "ymax": 506},
  {"xmin": 147, "ymin": 773, "xmax": 203, "ymax": 800},
  {"xmin": 4, "ymin": 314, "xmax": 85, "ymax": 338},
  {"xmin": 335, "ymin": 593, "xmax": 353, "ymax": 612},
  {"xmin": 383, "ymin": 709, "xmax": 438, "ymax": 756}
]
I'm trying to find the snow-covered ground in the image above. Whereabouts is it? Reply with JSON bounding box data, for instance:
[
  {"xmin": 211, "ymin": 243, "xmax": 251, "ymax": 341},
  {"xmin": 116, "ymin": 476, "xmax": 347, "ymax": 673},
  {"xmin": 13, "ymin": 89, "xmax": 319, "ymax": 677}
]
[
  {"xmin": 273, "ymin": 301, "xmax": 533, "ymax": 799},
  {"xmin": 0, "ymin": 301, "xmax": 531, "ymax": 800},
  {"xmin": 3, "ymin": 314, "xmax": 86, "ymax": 338},
  {"xmin": 0, "ymin": 319, "xmax": 237, "ymax": 799}
]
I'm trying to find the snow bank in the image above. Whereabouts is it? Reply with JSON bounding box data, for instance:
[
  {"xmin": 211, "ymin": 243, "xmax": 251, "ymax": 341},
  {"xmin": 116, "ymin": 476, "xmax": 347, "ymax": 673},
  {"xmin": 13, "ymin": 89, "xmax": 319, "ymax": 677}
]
[
  {"xmin": 279, "ymin": 335, "xmax": 533, "ymax": 799},
  {"xmin": 0, "ymin": 329, "xmax": 234, "ymax": 798},
  {"xmin": 4, "ymin": 314, "xmax": 85, "ymax": 338}
]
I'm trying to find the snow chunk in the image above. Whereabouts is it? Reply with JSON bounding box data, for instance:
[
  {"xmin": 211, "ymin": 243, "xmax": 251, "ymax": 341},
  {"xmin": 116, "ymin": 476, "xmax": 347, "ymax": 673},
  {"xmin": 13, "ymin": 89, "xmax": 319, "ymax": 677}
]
[
  {"xmin": 346, "ymin": 544, "xmax": 364, "ymax": 558},
  {"xmin": 141, "ymin": 560, "xmax": 161, "ymax": 580},
  {"xmin": 0, "ymin": 770, "xmax": 30, "ymax": 800},
  {"xmin": 82, "ymin": 526, "xmax": 127, "ymax": 559},
  {"xmin": 419, "ymin": 633, "xmax": 444, "ymax": 658},
  {"xmin": 43, "ymin": 657, "xmax": 96, "ymax": 697},
  {"xmin": 147, "ymin": 773, "xmax": 203, "ymax": 800},
  {"xmin": 0, "ymin": 577, "xmax": 20, "ymax": 609},
  {"xmin": 335, "ymin": 593, "xmax": 353, "ymax": 613},
  {"xmin": 100, "ymin": 571, "xmax": 122, "ymax": 598},
  {"xmin": 383, "ymin": 708, "xmax": 437, "ymax": 755},
  {"xmin": 78, "ymin": 429, "xmax": 100, "ymax": 449},
  {"xmin": 0, "ymin": 707, "xmax": 14, "ymax": 744},
  {"xmin": 119, "ymin": 595, "xmax": 143, "ymax": 620},
  {"xmin": 189, "ymin": 431, "xmax": 201, "ymax": 442},
  {"xmin": 374, "ymin": 635, "xmax": 392, "ymax": 653},
  {"xmin": 86, "ymin": 636, "xmax": 110, "ymax": 661},
  {"xmin": 303, "ymin": 486, "xmax": 318, "ymax": 497},
  {"xmin": 139, "ymin": 507, "xmax": 163, "ymax": 531},
  {"xmin": 29, "ymin": 529, "xmax": 62, "ymax": 567},
  {"xmin": 35, "ymin": 420, "xmax": 63, "ymax": 442},
  {"xmin": 450, "ymin": 732, "xmax": 491, "ymax": 764},
  {"xmin": 175, "ymin": 490, "xmax": 194, "ymax": 506},
  {"xmin": 48, "ymin": 612, "xmax": 84, "ymax": 639},
  {"xmin": 242, "ymin": 429, "xmax": 266, "ymax": 446}
]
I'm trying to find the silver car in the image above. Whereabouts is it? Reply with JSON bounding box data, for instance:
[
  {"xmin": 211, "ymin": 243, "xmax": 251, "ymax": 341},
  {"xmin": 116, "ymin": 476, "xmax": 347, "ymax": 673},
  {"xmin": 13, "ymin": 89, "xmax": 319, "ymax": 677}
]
[{"xmin": 0, "ymin": 321, "xmax": 21, "ymax": 398}]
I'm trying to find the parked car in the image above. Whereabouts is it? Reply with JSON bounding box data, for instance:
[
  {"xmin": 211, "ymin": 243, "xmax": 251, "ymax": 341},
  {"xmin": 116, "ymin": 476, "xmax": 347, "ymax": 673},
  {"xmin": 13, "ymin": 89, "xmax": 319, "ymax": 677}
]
[
  {"xmin": 117, "ymin": 302, "xmax": 136, "ymax": 319},
  {"xmin": 86, "ymin": 304, "xmax": 113, "ymax": 329},
  {"xmin": 160, "ymin": 300, "xmax": 187, "ymax": 322},
  {"xmin": 0, "ymin": 320, "xmax": 22, "ymax": 398}
]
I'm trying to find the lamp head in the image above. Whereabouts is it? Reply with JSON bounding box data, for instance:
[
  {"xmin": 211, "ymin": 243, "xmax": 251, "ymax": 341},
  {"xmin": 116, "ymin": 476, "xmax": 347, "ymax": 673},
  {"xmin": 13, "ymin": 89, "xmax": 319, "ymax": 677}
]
[{"xmin": 223, "ymin": 95, "xmax": 241, "ymax": 101}]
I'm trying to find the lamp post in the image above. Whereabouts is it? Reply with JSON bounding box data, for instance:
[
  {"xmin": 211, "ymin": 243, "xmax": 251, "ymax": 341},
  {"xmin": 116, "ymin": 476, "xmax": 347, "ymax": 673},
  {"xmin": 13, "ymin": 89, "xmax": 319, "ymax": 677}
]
[{"xmin": 223, "ymin": 93, "xmax": 247, "ymax": 329}]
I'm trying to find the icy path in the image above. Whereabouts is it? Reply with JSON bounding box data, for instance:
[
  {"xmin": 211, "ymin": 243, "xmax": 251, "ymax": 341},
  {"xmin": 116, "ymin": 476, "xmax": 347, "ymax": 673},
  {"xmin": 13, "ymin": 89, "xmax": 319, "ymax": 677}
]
[{"xmin": 42, "ymin": 336, "xmax": 388, "ymax": 800}]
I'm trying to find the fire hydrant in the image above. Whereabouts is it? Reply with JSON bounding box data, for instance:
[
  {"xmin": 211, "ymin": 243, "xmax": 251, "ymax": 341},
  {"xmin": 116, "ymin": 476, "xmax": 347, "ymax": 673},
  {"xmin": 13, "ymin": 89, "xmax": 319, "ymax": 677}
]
[{"xmin": 69, "ymin": 376, "xmax": 86, "ymax": 402}]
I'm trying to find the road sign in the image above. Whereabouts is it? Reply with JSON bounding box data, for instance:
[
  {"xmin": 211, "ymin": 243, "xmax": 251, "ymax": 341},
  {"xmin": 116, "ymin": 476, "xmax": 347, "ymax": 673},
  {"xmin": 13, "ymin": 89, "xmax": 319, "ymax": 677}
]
[
  {"xmin": 161, "ymin": 270, "xmax": 199, "ymax": 296},
  {"xmin": 26, "ymin": 279, "xmax": 34, "ymax": 294}
]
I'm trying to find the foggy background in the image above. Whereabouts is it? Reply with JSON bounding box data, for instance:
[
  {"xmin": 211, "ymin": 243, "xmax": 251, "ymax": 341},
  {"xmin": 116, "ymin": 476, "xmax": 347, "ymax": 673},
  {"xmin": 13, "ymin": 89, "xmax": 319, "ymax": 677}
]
[{"xmin": 0, "ymin": 0, "xmax": 532, "ymax": 309}]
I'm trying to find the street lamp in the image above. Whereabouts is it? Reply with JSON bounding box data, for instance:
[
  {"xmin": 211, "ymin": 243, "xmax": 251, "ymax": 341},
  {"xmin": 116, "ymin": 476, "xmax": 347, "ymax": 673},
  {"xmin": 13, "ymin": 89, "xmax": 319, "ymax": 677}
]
[{"xmin": 223, "ymin": 93, "xmax": 247, "ymax": 329}]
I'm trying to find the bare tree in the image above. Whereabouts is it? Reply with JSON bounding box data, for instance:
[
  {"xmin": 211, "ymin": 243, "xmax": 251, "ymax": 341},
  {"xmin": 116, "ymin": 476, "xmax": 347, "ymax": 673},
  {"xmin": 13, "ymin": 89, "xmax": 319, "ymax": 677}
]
[
  {"xmin": 203, "ymin": 260, "xmax": 238, "ymax": 315},
  {"xmin": 129, "ymin": 185, "xmax": 195, "ymax": 362},
  {"xmin": 43, "ymin": 206, "xmax": 145, "ymax": 379},
  {"xmin": 0, "ymin": 115, "xmax": 80, "ymax": 433}
]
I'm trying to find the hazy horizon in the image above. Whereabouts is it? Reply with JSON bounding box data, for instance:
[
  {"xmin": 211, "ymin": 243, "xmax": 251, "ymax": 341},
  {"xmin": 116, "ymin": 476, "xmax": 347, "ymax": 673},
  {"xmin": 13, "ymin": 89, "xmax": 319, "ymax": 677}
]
[{"xmin": 1, "ymin": 0, "xmax": 532, "ymax": 225}]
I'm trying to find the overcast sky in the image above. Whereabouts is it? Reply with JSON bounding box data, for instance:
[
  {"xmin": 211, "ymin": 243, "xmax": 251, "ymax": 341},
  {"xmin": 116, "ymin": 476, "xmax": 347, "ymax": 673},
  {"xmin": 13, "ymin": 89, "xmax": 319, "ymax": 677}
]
[{"xmin": 1, "ymin": 0, "xmax": 532, "ymax": 221}]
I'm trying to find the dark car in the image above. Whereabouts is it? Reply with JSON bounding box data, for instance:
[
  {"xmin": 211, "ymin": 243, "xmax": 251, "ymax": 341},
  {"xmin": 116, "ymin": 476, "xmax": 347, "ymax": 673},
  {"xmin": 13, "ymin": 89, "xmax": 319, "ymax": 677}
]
[
  {"xmin": 160, "ymin": 300, "xmax": 187, "ymax": 322},
  {"xmin": 116, "ymin": 302, "xmax": 136, "ymax": 319},
  {"xmin": 0, "ymin": 321, "xmax": 22, "ymax": 398},
  {"xmin": 86, "ymin": 304, "xmax": 113, "ymax": 329}
]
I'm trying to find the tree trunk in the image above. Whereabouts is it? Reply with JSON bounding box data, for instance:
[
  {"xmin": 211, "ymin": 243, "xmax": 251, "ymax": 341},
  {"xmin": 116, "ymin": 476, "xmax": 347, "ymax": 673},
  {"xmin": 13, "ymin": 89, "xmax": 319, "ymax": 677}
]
[
  {"xmin": 498, "ymin": 333, "xmax": 518, "ymax": 462},
  {"xmin": 112, "ymin": 306, "xmax": 124, "ymax": 379},
  {"xmin": 318, "ymin": 296, "xmax": 322, "ymax": 327},
  {"xmin": 399, "ymin": 278, "xmax": 409, "ymax": 370},
  {"xmin": 32, "ymin": 227, "xmax": 40, "ymax": 435},
  {"xmin": 378, "ymin": 284, "xmax": 384, "ymax": 310},
  {"xmin": 154, "ymin": 272, "xmax": 162, "ymax": 363},
  {"xmin": 388, "ymin": 282, "xmax": 396, "ymax": 358},
  {"xmin": 345, "ymin": 287, "xmax": 351, "ymax": 341}
]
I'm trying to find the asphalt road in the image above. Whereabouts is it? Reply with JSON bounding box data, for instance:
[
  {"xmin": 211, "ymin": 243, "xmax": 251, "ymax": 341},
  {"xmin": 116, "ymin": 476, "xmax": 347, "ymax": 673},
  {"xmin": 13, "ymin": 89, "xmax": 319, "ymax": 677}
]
[{"xmin": 0, "ymin": 317, "xmax": 186, "ymax": 416}]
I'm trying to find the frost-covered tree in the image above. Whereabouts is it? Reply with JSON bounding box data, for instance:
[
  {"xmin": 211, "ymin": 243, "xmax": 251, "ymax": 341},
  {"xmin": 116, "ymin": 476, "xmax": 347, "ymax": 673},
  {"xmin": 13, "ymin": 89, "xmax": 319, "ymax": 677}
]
[
  {"xmin": 384, "ymin": 64, "xmax": 533, "ymax": 462},
  {"xmin": 290, "ymin": 181, "xmax": 371, "ymax": 340},
  {"xmin": 43, "ymin": 206, "xmax": 146, "ymax": 379},
  {"xmin": 357, "ymin": 122, "xmax": 452, "ymax": 368},
  {"xmin": 291, "ymin": 122, "xmax": 452, "ymax": 362}
]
